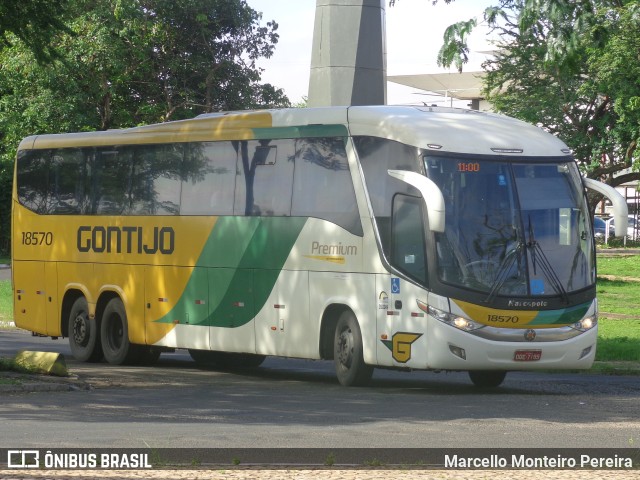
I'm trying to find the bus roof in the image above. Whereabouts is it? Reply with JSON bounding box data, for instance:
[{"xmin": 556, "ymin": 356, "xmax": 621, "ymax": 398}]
[{"xmin": 19, "ymin": 106, "xmax": 570, "ymax": 158}]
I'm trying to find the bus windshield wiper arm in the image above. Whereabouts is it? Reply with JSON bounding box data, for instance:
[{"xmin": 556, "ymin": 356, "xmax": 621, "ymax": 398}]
[
  {"xmin": 485, "ymin": 241, "xmax": 524, "ymax": 304},
  {"xmin": 527, "ymin": 216, "xmax": 569, "ymax": 303}
]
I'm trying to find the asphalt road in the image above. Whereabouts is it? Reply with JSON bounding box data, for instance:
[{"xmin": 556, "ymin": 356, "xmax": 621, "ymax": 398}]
[{"xmin": 1, "ymin": 329, "xmax": 639, "ymax": 451}]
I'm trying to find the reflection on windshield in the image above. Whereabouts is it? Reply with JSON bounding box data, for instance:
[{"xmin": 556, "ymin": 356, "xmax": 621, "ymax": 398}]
[{"xmin": 426, "ymin": 156, "xmax": 594, "ymax": 297}]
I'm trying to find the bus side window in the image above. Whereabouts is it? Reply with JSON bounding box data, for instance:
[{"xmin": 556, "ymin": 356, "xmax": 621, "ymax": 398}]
[
  {"xmin": 354, "ymin": 136, "xmax": 422, "ymax": 258},
  {"xmin": 390, "ymin": 194, "xmax": 427, "ymax": 284},
  {"xmin": 93, "ymin": 147, "xmax": 133, "ymax": 215},
  {"xmin": 130, "ymin": 144, "xmax": 183, "ymax": 215},
  {"xmin": 180, "ymin": 142, "xmax": 236, "ymax": 215},
  {"xmin": 291, "ymin": 137, "xmax": 362, "ymax": 236},
  {"xmin": 17, "ymin": 150, "xmax": 52, "ymax": 214},
  {"xmin": 234, "ymin": 139, "xmax": 294, "ymax": 216}
]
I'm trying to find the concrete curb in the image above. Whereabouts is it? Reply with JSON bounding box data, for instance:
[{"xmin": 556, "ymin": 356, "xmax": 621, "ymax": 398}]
[
  {"xmin": 0, "ymin": 380, "xmax": 79, "ymax": 393},
  {"xmin": 14, "ymin": 350, "xmax": 69, "ymax": 376},
  {"xmin": 596, "ymin": 249, "xmax": 640, "ymax": 256},
  {"xmin": 0, "ymin": 371, "xmax": 91, "ymax": 394}
]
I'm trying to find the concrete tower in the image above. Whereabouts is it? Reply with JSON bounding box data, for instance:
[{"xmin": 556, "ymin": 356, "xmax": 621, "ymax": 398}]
[{"xmin": 308, "ymin": 0, "xmax": 387, "ymax": 107}]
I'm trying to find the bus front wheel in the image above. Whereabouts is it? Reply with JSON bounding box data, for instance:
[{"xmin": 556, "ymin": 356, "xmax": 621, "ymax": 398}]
[
  {"xmin": 68, "ymin": 297, "xmax": 102, "ymax": 362},
  {"xmin": 100, "ymin": 297, "xmax": 138, "ymax": 365},
  {"xmin": 468, "ymin": 370, "xmax": 507, "ymax": 388},
  {"xmin": 333, "ymin": 310, "xmax": 373, "ymax": 387}
]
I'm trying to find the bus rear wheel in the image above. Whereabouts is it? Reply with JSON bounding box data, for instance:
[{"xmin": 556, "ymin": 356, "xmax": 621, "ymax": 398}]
[
  {"xmin": 334, "ymin": 310, "xmax": 373, "ymax": 386},
  {"xmin": 468, "ymin": 370, "xmax": 507, "ymax": 388},
  {"xmin": 100, "ymin": 297, "xmax": 138, "ymax": 365},
  {"xmin": 68, "ymin": 297, "xmax": 102, "ymax": 362}
]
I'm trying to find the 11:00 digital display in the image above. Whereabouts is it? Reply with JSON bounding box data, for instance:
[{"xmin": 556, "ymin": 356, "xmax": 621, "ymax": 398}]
[{"xmin": 457, "ymin": 162, "xmax": 481, "ymax": 172}]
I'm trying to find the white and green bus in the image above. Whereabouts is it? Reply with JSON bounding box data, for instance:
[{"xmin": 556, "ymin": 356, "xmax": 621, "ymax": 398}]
[{"xmin": 13, "ymin": 106, "xmax": 627, "ymax": 387}]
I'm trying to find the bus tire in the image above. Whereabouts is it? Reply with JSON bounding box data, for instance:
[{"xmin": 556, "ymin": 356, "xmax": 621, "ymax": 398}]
[
  {"xmin": 468, "ymin": 370, "xmax": 507, "ymax": 388},
  {"xmin": 68, "ymin": 297, "xmax": 103, "ymax": 362},
  {"xmin": 333, "ymin": 310, "xmax": 373, "ymax": 386},
  {"xmin": 100, "ymin": 297, "xmax": 138, "ymax": 365}
]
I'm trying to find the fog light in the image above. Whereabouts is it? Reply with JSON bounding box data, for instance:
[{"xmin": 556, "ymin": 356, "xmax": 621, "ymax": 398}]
[
  {"xmin": 579, "ymin": 345, "xmax": 593, "ymax": 359},
  {"xmin": 449, "ymin": 344, "xmax": 466, "ymax": 360}
]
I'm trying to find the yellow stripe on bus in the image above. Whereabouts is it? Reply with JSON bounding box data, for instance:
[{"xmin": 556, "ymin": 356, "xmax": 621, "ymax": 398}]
[
  {"xmin": 21, "ymin": 112, "xmax": 274, "ymax": 149},
  {"xmin": 452, "ymin": 299, "xmax": 540, "ymax": 327},
  {"xmin": 303, "ymin": 255, "xmax": 346, "ymax": 265},
  {"xmin": 12, "ymin": 203, "xmax": 218, "ymax": 343}
]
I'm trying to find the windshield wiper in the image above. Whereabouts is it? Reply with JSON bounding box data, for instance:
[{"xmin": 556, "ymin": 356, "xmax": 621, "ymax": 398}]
[
  {"xmin": 485, "ymin": 241, "xmax": 525, "ymax": 304},
  {"xmin": 527, "ymin": 216, "xmax": 569, "ymax": 303}
]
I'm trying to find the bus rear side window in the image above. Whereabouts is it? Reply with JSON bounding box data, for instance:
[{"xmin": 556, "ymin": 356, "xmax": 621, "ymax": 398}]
[
  {"xmin": 180, "ymin": 142, "xmax": 236, "ymax": 215},
  {"xmin": 17, "ymin": 149, "xmax": 88, "ymax": 214}
]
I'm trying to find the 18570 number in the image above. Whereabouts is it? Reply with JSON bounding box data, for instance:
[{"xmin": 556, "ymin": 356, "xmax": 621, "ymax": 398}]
[
  {"xmin": 487, "ymin": 314, "xmax": 519, "ymax": 324},
  {"xmin": 21, "ymin": 231, "xmax": 53, "ymax": 246}
]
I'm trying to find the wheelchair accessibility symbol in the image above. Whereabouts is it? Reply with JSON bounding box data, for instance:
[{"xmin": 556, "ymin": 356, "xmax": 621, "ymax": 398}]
[{"xmin": 391, "ymin": 278, "xmax": 400, "ymax": 294}]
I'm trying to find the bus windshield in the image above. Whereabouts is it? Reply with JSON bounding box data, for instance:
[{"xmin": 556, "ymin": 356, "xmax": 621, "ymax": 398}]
[{"xmin": 425, "ymin": 156, "xmax": 595, "ymax": 297}]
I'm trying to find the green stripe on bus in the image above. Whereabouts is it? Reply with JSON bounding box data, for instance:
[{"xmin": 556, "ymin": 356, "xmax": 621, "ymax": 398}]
[
  {"xmin": 528, "ymin": 302, "xmax": 591, "ymax": 326},
  {"xmin": 251, "ymin": 124, "xmax": 348, "ymax": 139},
  {"xmin": 154, "ymin": 216, "xmax": 307, "ymax": 327}
]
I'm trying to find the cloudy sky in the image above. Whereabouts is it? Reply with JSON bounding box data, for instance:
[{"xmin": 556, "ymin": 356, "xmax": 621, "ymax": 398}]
[{"xmin": 247, "ymin": 0, "xmax": 494, "ymax": 105}]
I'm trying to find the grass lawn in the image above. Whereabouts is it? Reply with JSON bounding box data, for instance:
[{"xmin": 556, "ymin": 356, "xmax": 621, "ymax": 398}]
[
  {"xmin": 596, "ymin": 254, "xmax": 640, "ymax": 317},
  {"xmin": 594, "ymin": 255, "xmax": 639, "ymax": 364},
  {"xmin": 0, "ymin": 280, "xmax": 12, "ymax": 325},
  {"xmin": 596, "ymin": 319, "xmax": 640, "ymax": 362},
  {"xmin": 596, "ymin": 279, "xmax": 640, "ymax": 317},
  {"xmin": 597, "ymin": 255, "xmax": 640, "ymax": 278}
]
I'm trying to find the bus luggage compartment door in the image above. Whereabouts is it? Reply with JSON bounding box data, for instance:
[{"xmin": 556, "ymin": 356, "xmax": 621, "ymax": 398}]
[{"xmin": 13, "ymin": 261, "xmax": 49, "ymax": 334}]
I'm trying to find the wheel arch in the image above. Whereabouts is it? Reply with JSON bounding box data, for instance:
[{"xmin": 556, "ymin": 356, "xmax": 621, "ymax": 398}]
[
  {"xmin": 60, "ymin": 288, "xmax": 88, "ymax": 337},
  {"xmin": 319, "ymin": 303, "xmax": 354, "ymax": 360},
  {"xmin": 95, "ymin": 290, "xmax": 123, "ymax": 329}
]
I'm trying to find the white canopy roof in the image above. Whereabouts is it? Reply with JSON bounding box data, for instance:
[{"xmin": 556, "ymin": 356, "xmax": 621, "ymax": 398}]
[{"xmin": 387, "ymin": 71, "xmax": 486, "ymax": 100}]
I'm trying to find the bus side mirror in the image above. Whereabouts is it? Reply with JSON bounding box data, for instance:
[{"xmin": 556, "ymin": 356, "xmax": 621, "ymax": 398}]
[
  {"xmin": 583, "ymin": 178, "xmax": 628, "ymax": 235},
  {"xmin": 387, "ymin": 169, "xmax": 445, "ymax": 233}
]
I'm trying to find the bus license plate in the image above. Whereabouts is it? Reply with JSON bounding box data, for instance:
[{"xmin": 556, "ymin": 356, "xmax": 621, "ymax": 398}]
[{"xmin": 514, "ymin": 350, "xmax": 542, "ymax": 361}]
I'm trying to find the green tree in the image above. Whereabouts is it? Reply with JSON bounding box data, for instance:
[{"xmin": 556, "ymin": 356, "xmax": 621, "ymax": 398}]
[
  {"xmin": 0, "ymin": 0, "xmax": 289, "ymax": 255},
  {"xmin": 481, "ymin": 1, "xmax": 639, "ymax": 188},
  {"xmin": 1, "ymin": 0, "xmax": 288, "ymax": 149},
  {"xmin": 0, "ymin": 0, "xmax": 75, "ymax": 254},
  {"xmin": 586, "ymin": 3, "xmax": 640, "ymax": 185},
  {"xmin": 390, "ymin": 1, "xmax": 639, "ymax": 190},
  {"xmin": 0, "ymin": 0, "xmax": 72, "ymax": 63},
  {"xmin": 390, "ymin": 1, "xmax": 609, "ymax": 71},
  {"xmin": 0, "ymin": 163, "xmax": 10, "ymax": 255}
]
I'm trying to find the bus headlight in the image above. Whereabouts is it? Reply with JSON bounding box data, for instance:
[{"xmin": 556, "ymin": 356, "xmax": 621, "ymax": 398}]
[
  {"xmin": 419, "ymin": 302, "xmax": 483, "ymax": 332},
  {"xmin": 571, "ymin": 314, "xmax": 597, "ymax": 332}
]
